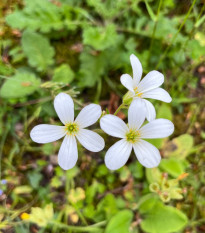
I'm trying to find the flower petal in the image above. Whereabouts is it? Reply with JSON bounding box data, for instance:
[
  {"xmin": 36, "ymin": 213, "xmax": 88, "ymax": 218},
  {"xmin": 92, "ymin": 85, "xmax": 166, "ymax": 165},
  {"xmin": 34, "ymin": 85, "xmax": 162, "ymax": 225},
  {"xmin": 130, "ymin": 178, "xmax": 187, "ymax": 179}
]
[
  {"xmin": 130, "ymin": 54, "xmax": 143, "ymax": 86},
  {"xmin": 58, "ymin": 135, "xmax": 78, "ymax": 170},
  {"xmin": 142, "ymin": 88, "xmax": 172, "ymax": 103},
  {"xmin": 100, "ymin": 115, "xmax": 128, "ymax": 138},
  {"xmin": 140, "ymin": 119, "xmax": 174, "ymax": 139},
  {"xmin": 128, "ymin": 99, "xmax": 146, "ymax": 129},
  {"xmin": 105, "ymin": 139, "xmax": 132, "ymax": 170},
  {"xmin": 120, "ymin": 74, "xmax": 134, "ymax": 93},
  {"xmin": 30, "ymin": 124, "xmax": 66, "ymax": 143},
  {"xmin": 54, "ymin": 93, "xmax": 74, "ymax": 125},
  {"xmin": 75, "ymin": 104, "xmax": 102, "ymax": 128},
  {"xmin": 143, "ymin": 99, "xmax": 156, "ymax": 122},
  {"xmin": 133, "ymin": 139, "xmax": 161, "ymax": 168},
  {"xmin": 76, "ymin": 129, "xmax": 105, "ymax": 152},
  {"xmin": 138, "ymin": 71, "xmax": 164, "ymax": 93}
]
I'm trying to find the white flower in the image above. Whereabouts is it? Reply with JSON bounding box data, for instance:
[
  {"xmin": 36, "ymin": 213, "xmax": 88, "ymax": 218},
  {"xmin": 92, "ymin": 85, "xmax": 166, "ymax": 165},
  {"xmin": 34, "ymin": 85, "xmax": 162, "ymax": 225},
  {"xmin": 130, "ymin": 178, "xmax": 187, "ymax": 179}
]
[
  {"xmin": 121, "ymin": 54, "xmax": 172, "ymax": 121},
  {"xmin": 100, "ymin": 100, "xmax": 174, "ymax": 170},
  {"xmin": 30, "ymin": 93, "xmax": 105, "ymax": 170}
]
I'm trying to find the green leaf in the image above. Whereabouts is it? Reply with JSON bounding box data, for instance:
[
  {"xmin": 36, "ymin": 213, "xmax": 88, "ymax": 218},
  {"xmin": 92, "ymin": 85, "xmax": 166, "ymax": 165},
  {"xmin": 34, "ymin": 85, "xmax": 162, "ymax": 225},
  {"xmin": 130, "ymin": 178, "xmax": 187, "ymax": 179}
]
[
  {"xmin": 138, "ymin": 194, "xmax": 159, "ymax": 214},
  {"xmin": 0, "ymin": 63, "xmax": 14, "ymax": 76},
  {"xmin": 119, "ymin": 166, "xmax": 131, "ymax": 182},
  {"xmin": 79, "ymin": 50, "xmax": 106, "ymax": 87},
  {"xmin": 53, "ymin": 64, "xmax": 74, "ymax": 84},
  {"xmin": 96, "ymin": 194, "xmax": 118, "ymax": 220},
  {"xmin": 128, "ymin": 161, "xmax": 144, "ymax": 179},
  {"xmin": 140, "ymin": 201, "xmax": 188, "ymax": 233},
  {"xmin": 146, "ymin": 138, "xmax": 163, "ymax": 149},
  {"xmin": 157, "ymin": 104, "xmax": 172, "ymax": 120},
  {"xmin": 146, "ymin": 167, "xmax": 162, "ymax": 184},
  {"xmin": 159, "ymin": 158, "xmax": 186, "ymax": 177},
  {"xmin": 6, "ymin": 0, "xmax": 64, "ymax": 33},
  {"xmin": 13, "ymin": 185, "xmax": 32, "ymax": 194},
  {"xmin": 51, "ymin": 176, "xmax": 62, "ymax": 188},
  {"xmin": 0, "ymin": 72, "xmax": 41, "ymax": 98},
  {"xmin": 87, "ymin": 0, "xmax": 127, "ymax": 19},
  {"xmin": 186, "ymin": 39, "xmax": 205, "ymax": 61},
  {"xmin": 27, "ymin": 171, "xmax": 43, "ymax": 189},
  {"xmin": 83, "ymin": 24, "xmax": 118, "ymax": 51},
  {"xmin": 105, "ymin": 210, "xmax": 133, "ymax": 233},
  {"xmin": 144, "ymin": 0, "xmax": 156, "ymax": 21},
  {"xmin": 164, "ymin": 134, "xmax": 194, "ymax": 159},
  {"xmin": 22, "ymin": 31, "xmax": 55, "ymax": 71},
  {"xmin": 66, "ymin": 166, "xmax": 80, "ymax": 179}
]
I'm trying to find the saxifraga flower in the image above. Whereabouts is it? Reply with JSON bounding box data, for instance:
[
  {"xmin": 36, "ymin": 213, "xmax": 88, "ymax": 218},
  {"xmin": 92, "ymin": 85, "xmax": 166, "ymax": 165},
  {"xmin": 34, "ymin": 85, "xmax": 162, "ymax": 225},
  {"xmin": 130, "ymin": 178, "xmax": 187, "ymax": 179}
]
[
  {"xmin": 121, "ymin": 54, "xmax": 172, "ymax": 121},
  {"xmin": 100, "ymin": 100, "xmax": 174, "ymax": 170},
  {"xmin": 30, "ymin": 93, "xmax": 105, "ymax": 170}
]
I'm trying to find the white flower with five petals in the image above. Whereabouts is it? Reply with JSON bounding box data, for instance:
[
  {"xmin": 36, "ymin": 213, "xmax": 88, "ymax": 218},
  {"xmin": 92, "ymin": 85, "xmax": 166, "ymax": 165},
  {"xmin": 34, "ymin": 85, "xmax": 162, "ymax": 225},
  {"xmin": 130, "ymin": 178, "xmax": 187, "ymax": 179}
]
[
  {"xmin": 30, "ymin": 93, "xmax": 105, "ymax": 170},
  {"xmin": 100, "ymin": 100, "xmax": 174, "ymax": 170},
  {"xmin": 121, "ymin": 54, "xmax": 172, "ymax": 121}
]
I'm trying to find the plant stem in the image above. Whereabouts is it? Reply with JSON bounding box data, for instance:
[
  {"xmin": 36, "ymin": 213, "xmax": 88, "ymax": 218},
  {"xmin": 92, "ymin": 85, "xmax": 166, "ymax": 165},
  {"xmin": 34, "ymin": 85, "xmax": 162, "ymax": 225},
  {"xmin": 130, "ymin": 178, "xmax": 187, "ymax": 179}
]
[
  {"xmin": 49, "ymin": 220, "xmax": 106, "ymax": 232},
  {"xmin": 148, "ymin": 0, "xmax": 163, "ymax": 64},
  {"xmin": 114, "ymin": 103, "xmax": 125, "ymax": 115},
  {"xmin": 0, "ymin": 121, "xmax": 10, "ymax": 180},
  {"xmin": 155, "ymin": 0, "xmax": 197, "ymax": 69},
  {"xmin": 72, "ymin": 203, "xmax": 88, "ymax": 226}
]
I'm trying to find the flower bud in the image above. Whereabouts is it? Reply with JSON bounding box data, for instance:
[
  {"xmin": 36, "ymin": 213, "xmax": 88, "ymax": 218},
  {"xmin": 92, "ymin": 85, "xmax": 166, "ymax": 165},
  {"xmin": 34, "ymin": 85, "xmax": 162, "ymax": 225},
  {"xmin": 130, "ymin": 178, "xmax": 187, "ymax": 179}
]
[
  {"xmin": 123, "ymin": 91, "xmax": 133, "ymax": 105},
  {"xmin": 159, "ymin": 192, "xmax": 171, "ymax": 203},
  {"xmin": 149, "ymin": 182, "xmax": 160, "ymax": 193}
]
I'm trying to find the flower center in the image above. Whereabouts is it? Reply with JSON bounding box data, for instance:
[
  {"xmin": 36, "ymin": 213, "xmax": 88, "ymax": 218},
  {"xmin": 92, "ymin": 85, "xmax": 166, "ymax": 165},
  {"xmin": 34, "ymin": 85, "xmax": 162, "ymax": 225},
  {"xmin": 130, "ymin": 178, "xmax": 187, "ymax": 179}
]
[
  {"xmin": 134, "ymin": 87, "xmax": 143, "ymax": 98},
  {"xmin": 126, "ymin": 129, "xmax": 141, "ymax": 143},
  {"xmin": 65, "ymin": 123, "xmax": 79, "ymax": 136}
]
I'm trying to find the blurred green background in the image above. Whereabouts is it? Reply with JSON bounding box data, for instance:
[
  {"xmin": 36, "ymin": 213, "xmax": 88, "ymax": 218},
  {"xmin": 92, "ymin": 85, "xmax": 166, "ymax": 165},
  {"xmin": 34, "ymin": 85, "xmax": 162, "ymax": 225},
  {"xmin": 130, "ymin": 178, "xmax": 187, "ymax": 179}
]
[{"xmin": 0, "ymin": 0, "xmax": 205, "ymax": 232}]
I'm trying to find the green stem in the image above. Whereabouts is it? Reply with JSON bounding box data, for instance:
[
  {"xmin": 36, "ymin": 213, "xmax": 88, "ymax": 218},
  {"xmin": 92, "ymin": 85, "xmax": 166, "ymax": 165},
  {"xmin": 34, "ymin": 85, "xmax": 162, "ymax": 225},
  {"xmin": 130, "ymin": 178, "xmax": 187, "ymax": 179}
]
[
  {"xmin": 72, "ymin": 203, "xmax": 88, "ymax": 226},
  {"xmin": 148, "ymin": 0, "xmax": 163, "ymax": 64},
  {"xmin": 182, "ymin": 3, "xmax": 205, "ymax": 51},
  {"xmin": 190, "ymin": 218, "xmax": 205, "ymax": 227},
  {"xmin": 195, "ymin": 3, "xmax": 205, "ymax": 26},
  {"xmin": 0, "ymin": 121, "xmax": 10, "ymax": 180},
  {"xmin": 155, "ymin": 0, "xmax": 197, "ymax": 69},
  {"xmin": 49, "ymin": 220, "xmax": 106, "ymax": 232},
  {"xmin": 114, "ymin": 103, "xmax": 125, "ymax": 115}
]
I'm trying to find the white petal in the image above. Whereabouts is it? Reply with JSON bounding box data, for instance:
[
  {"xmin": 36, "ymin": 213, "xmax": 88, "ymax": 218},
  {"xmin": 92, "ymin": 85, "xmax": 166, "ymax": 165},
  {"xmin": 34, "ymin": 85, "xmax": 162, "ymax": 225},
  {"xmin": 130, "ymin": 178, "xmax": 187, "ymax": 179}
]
[
  {"xmin": 54, "ymin": 93, "xmax": 74, "ymax": 125},
  {"xmin": 105, "ymin": 139, "xmax": 132, "ymax": 170},
  {"xmin": 142, "ymin": 88, "xmax": 172, "ymax": 103},
  {"xmin": 120, "ymin": 74, "xmax": 135, "ymax": 93},
  {"xmin": 100, "ymin": 115, "xmax": 128, "ymax": 138},
  {"xmin": 76, "ymin": 129, "xmax": 105, "ymax": 152},
  {"xmin": 58, "ymin": 135, "xmax": 78, "ymax": 170},
  {"xmin": 130, "ymin": 54, "xmax": 143, "ymax": 86},
  {"xmin": 138, "ymin": 71, "xmax": 164, "ymax": 93},
  {"xmin": 133, "ymin": 139, "xmax": 161, "ymax": 168},
  {"xmin": 75, "ymin": 104, "xmax": 102, "ymax": 128},
  {"xmin": 30, "ymin": 124, "xmax": 65, "ymax": 143},
  {"xmin": 140, "ymin": 119, "xmax": 174, "ymax": 139},
  {"xmin": 128, "ymin": 99, "xmax": 146, "ymax": 129},
  {"xmin": 143, "ymin": 99, "xmax": 156, "ymax": 122}
]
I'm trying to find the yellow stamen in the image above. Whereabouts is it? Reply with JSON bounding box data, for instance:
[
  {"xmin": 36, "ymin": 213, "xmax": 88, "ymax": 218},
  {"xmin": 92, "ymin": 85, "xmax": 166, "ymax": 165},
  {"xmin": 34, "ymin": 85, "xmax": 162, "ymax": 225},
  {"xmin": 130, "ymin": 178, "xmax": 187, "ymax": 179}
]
[
  {"xmin": 65, "ymin": 123, "xmax": 79, "ymax": 136},
  {"xmin": 126, "ymin": 129, "xmax": 141, "ymax": 143},
  {"xmin": 134, "ymin": 87, "xmax": 143, "ymax": 98}
]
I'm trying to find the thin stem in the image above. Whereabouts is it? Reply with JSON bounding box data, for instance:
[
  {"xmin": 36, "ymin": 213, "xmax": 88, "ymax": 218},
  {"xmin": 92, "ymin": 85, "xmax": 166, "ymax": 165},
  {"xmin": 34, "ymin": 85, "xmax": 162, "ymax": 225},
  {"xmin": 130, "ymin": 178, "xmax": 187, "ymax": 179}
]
[
  {"xmin": 114, "ymin": 103, "xmax": 125, "ymax": 115},
  {"xmin": 72, "ymin": 203, "xmax": 88, "ymax": 226},
  {"xmin": 195, "ymin": 3, "xmax": 205, "ymax": 26},
  {"xmin": 49, "ymin": 220, "xmax": 106, "ymax": 232},
  {"xmin": 148, "ymin": 0, "xmax": 163, "ymax": 64},
  {"xmin": 0, "ymin": 122, "xmax": 10, "ymax": 180},
  {"xmin": 155, "ymin": 0, "xmax": 197, "ymax": 69},
  {"xmin": 181, "ymin": 3, "xmax": 205, "ymax": 51}
]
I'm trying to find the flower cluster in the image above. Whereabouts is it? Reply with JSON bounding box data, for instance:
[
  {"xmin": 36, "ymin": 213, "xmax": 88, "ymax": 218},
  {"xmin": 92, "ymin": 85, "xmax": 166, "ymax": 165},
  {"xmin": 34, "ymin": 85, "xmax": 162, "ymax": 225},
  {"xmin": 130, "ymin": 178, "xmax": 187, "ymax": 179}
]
[{"xmin": 30, "ymin": 54, "xmax": 174, "ymax": 171}]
